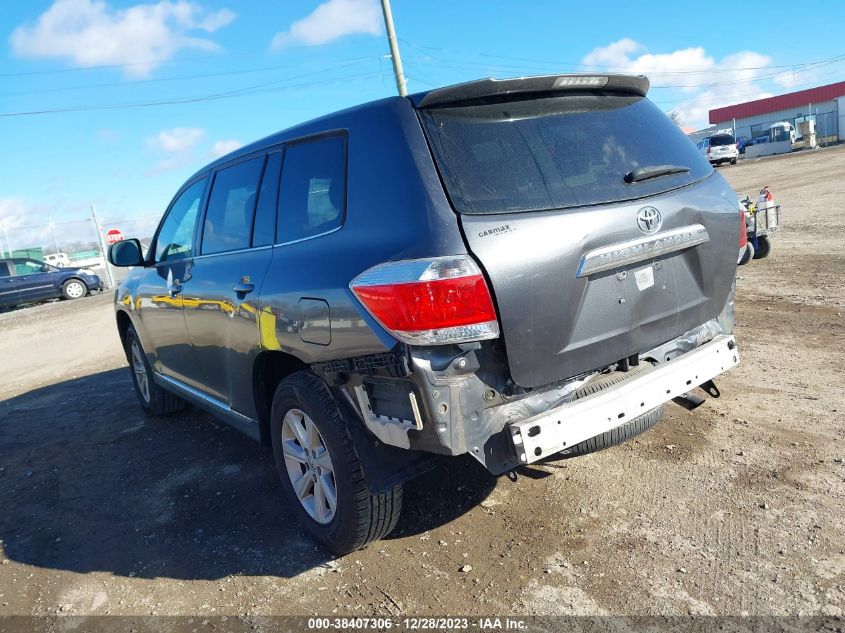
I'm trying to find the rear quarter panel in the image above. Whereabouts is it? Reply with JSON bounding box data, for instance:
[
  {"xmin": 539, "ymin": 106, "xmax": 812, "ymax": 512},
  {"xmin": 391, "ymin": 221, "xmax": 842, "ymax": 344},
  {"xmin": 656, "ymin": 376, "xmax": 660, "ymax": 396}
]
[{"xmin": 257, "ymin": 97, "xmax": 466, "ymax": 363}]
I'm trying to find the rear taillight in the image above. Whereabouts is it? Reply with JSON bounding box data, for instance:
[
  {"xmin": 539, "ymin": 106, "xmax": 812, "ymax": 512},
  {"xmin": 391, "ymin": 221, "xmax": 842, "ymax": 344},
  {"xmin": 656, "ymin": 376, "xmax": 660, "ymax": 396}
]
[
  {"xmin": 350, "ymin": 255, "xmax": 499, "ymax": 345},
  {"xmin": 738, "ymin": 208, "xmax": 748, "ymax": 263}
]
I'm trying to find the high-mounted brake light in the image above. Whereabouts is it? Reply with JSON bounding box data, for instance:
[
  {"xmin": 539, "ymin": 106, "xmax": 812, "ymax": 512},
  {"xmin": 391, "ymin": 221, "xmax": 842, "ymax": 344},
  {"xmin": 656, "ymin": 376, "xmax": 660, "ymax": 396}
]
[
  {"xmin": 553, "ymin": 75, "xmax": 609, "ymax": 88},
  {"xmin": 350, "ymin": 256, "xmax": 499, "ymax": 345}
]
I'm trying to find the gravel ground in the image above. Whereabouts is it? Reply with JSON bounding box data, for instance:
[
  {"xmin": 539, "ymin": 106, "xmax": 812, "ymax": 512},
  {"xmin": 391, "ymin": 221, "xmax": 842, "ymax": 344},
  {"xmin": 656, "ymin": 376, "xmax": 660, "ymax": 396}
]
[{"xmin": 0, "ymin": 147, "xmax": 843, "ymax": 619}]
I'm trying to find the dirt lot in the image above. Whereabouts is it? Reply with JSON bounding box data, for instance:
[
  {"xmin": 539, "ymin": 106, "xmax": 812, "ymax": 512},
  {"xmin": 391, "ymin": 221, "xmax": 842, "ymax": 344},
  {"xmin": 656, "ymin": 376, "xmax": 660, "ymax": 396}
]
[{"xmin": 0, "ymin": 147, "xmax": 843, "ymax": 619}]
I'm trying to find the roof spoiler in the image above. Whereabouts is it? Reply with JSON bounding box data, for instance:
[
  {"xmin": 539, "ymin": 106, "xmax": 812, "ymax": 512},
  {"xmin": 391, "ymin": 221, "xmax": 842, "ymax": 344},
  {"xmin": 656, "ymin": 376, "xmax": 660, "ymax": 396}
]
[{"xmin": 412, "ymin": 74, "xmax": 650, "ymax": 108}]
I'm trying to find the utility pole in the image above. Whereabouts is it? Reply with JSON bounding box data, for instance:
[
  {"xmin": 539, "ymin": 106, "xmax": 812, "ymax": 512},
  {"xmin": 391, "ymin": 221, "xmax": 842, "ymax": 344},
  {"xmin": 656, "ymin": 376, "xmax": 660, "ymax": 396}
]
[
  {"xmin": 379, "ymin": 0, "xmax": 407, "ymax": 97},
  {"xmin": 90, "ymin": 203, "xmax": 115, "ymax": 290},
  {"xmin": 48, "ymin": 221, "xmax": 60, "ymax": 255},
  {"xmin": 0, "ymin": 221, "xmax": 10, "ymax": 258}
]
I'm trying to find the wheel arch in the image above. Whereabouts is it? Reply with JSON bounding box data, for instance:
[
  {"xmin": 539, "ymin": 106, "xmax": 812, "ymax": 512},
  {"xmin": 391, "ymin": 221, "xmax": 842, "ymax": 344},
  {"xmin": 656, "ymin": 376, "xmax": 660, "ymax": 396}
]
[
  {"xmin": 253, "ymin": 350, "xmax": 308, "ymax": 445},
  {"xmin": 115, "ymin": 309, "xmax": 133, "ymax": 344}
]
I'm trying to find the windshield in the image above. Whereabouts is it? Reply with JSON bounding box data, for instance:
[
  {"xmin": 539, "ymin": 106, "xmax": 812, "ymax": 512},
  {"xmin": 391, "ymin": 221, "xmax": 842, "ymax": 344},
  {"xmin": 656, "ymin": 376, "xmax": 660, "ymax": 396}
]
[
  {"xmin": 709, "ymin": 134, "xmax": 735, "ymax": 147},
  {"xmin": 419, "ymin": 94, "xmax": 712, "ymax": 214}
]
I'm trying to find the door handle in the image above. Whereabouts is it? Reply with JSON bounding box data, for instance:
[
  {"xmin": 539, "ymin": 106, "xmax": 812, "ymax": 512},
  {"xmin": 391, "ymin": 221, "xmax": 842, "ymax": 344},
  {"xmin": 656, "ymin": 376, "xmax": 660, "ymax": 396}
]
[{"xmin": 233, "ymin": 281, "xmax": 255, "ymax": 295}]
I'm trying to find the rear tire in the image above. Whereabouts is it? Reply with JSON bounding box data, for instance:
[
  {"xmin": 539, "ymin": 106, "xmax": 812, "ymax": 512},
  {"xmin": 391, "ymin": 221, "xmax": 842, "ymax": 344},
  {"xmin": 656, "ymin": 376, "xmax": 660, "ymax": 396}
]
[
  {"xmin": 753, "ymin": 236, "xmax": 771, "ymax": 259},
  {"xmin": 61, "ymin": 279, "xmax": 88, "ymax": 300},
  {"xmin": 271, "ymin": 371, "xmax": 402, "ymax": 555},
  {"xmin": 739, "ymin": 242, "xmax": 754, "ymax": 265},
  {"xmin": 730, "ymin": 157, "xmax": 737, "ymax": 165},
  {"xmin": 124, "ymin": 325, "xmax": 185, "ymax": 416},
  {"xmin": 561, "ymin": 365, "xmax": 663, "ymax": 457}
]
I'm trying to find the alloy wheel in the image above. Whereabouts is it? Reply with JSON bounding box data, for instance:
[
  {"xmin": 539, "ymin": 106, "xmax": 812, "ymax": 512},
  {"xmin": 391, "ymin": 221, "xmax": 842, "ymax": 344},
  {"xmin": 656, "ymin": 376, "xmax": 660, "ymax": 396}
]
[
  {"xmin": 281, "ymin": 408, "xmax": 337, "ymax": 524},
  {"xmin": 130, "ymin": 339, "xmax": 151, "ymax": 404}
]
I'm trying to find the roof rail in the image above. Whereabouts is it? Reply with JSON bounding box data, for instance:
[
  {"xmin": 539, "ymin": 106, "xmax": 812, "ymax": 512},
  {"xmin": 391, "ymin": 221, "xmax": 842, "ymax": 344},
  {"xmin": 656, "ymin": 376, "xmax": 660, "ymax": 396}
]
[{"xmin": 412, "ymin": 74, "xmax": 650, "ymax": 108}]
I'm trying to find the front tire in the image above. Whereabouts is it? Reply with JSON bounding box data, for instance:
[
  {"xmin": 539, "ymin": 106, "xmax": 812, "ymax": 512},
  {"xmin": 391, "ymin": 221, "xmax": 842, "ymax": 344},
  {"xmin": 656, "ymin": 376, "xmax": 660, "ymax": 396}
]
[
  {"xmin": 124, "ymin": 325, "xmax": 185, "ymax": 416},
  {"xmin": 61, "ymin": 279, "xmax": 88, "ymax": 300},
  {"xmin": 271, "ymin": 371, "xmax": 402, "ymax": 555}
]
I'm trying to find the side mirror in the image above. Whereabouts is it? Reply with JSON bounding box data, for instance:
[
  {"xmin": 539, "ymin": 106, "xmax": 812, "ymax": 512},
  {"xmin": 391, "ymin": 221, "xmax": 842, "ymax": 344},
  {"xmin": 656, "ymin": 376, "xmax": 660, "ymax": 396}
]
[{"xmin": 109, "ymin": 238, "xmax": 145, "ymax": 267}]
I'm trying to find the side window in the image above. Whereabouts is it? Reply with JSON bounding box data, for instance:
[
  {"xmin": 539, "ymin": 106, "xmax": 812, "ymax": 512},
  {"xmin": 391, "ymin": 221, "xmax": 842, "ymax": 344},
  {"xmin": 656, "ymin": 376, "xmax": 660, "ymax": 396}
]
[
  {"xmin": 277, "ymin": 135, "xmax": 346, "ymax": 243},
  {"xmin": 155, "ymin": 178, "xmax": 207, "ymax": 263},
  {"xmin": 252, "ymin": 152, "xmax": 282, "ymax": 247},
  {"xmin": 0, "ymin": 261, "xmax": 10, "ymax": 277},
  {"xmin": 16, "ymin": 259, "xmax": 44, "ymax": 274},
  {"xmin": 201, "ymin": 157, "xmax": 264, "ymax": 255}
]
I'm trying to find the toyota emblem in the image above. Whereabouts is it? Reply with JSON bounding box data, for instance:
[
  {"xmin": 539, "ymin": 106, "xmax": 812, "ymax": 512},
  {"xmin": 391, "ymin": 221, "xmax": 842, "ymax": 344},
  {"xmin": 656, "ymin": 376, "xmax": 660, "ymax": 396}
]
[{"xmin": 636, "ymin": 207, "xmax": 662, "ymax": 234}]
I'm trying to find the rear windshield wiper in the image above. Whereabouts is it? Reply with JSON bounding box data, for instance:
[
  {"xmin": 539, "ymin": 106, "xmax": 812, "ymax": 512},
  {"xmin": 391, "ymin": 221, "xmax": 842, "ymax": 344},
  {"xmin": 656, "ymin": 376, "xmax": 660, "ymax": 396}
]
[{"xmin": 624, "ymin": 164, "xmax": 690, "ymax": 184}]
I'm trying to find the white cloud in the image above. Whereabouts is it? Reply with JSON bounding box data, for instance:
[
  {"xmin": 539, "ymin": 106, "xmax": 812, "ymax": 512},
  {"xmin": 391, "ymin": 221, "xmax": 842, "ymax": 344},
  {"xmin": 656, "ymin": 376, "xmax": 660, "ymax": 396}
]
[
  {"xmin": 271, "ymin": 0, "xmax": 382, "ymax": 50},
  {"xmin": 145, "ymin": 127, "xmax": 206, "ymax": 172},
  {"xmin": 147, "ymin": 127, "xmax": 205, "ymax": 153},
  {"xmin": 0, "ymin": 198, "xmax": 29, "ymax": 231},
  {"xmin": 582, "ymin": 39, "xmax": 775, "ymax": 129},
  {"xmin": 10, "ymin": 0, "xmax": 236, "ymax": 77},
  {"xmin": 772, "ymin": 65, "xmax": 822, "ymax": 91},
  {"xmin": 210, "ymin": 139, "xmax": 243, "ymax": 158}
]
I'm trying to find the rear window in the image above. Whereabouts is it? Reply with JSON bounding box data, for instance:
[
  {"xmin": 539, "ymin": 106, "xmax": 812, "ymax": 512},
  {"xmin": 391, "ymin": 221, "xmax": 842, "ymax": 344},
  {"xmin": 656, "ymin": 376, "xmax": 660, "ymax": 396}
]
[
  {"xmin": 709, "ymin": 134, "xmax": 735, "ymax": 147},
  {"xmin": 277, "ymin": 135, "xmax": 346, "ymax": 242},
  {"xmin": 419, "ymin": 95, "xmax": 712, "ymax": 214}
]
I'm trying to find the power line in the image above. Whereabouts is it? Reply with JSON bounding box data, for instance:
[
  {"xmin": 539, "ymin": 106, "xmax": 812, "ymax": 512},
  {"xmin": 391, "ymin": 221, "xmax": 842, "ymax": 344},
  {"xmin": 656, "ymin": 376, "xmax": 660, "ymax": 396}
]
[
  {"xmin": 401, "ymin": 50, "xmax": 845, "ymax": 90},
  {"xmin": 0, "ymin": 56, "xmax": 376, "ymax": 97},
  {"xmin": 400, "ymin": 39, "xmax": 845, "ymax": 76},
  {"xmin": 0, "ymin": 37, "xmax": 395, "ymax": 79},
  {"xmin": 653, "ymin": 65, "xmax": 845, "ymax": 108},
  {"xmin": 0, "ymin": 69, "xmax": 384, "ymax": 117}
]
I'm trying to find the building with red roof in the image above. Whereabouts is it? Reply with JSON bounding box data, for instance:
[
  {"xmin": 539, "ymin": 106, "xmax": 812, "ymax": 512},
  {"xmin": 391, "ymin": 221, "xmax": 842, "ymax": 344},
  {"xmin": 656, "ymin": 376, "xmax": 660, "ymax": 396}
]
[{"xmin": 708, "ymin": 81, "xmax": 845, "ymax": 145}]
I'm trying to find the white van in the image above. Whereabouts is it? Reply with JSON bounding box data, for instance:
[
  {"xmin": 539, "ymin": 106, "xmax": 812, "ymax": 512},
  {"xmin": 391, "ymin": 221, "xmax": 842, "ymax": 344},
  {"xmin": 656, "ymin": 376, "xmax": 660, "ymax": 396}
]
[{"xmin": 44, "ymin": 253, "xmax": 71, "ymax": 268}]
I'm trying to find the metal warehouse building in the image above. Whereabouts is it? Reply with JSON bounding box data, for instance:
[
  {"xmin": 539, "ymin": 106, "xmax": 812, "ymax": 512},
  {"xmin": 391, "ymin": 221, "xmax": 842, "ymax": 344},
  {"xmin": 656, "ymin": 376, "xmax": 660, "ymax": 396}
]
[{"xmin": 708, "ymin": 81, "xmax": 845, "ymax": 145}]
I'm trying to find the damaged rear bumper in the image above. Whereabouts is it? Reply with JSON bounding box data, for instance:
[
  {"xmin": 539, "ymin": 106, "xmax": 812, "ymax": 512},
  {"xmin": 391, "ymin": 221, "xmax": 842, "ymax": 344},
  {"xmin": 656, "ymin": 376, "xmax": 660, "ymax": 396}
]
[{"xmin": 509, "ymin": 335, "xmax": 739, "ymax": 465}]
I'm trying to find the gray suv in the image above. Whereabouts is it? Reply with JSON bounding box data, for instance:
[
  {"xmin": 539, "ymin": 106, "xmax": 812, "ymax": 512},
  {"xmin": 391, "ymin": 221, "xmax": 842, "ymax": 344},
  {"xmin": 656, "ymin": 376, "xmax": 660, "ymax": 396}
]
[{"xmin": 109, "ymin": 74, "xmax": 741, "ymax": 554}]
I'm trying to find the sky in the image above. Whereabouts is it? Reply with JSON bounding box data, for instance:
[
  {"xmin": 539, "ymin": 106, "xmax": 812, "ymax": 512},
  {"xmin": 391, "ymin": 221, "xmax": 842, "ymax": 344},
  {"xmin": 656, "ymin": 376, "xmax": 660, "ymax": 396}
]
[{"xmin": 1, "ymin": 0, "xmax": 843, "ymax": 252}]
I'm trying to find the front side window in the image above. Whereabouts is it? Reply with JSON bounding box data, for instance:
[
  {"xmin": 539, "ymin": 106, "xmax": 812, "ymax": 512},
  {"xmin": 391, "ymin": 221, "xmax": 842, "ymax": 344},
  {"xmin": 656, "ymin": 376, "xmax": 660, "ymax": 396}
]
[
  {"xmin": 201, "ymin": 157, "xmax": 264, "ymax": 255},
  {"xmin": 0, "ymin": 261, "xmax": 11, "ymax": 277},
  {"xmin": 15, "ymin": 259, "xmax": 47, "ymax": 274},
  {"xmin": 278, "ymin": 135, "xmax": 346, "ymax": 242},
  {"xmin": 155, "ymin": 178, "xmax": 207, "ymax": 263}
]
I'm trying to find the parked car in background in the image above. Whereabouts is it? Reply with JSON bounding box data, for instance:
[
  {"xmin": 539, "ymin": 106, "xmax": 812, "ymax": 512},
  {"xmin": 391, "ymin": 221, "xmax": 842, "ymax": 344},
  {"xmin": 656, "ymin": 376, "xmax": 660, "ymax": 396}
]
[
  {"xmin": 109, "ymin": 73, "xmax": 742, "ymax": 555},
  {"xmin": 44, "ymin": 252, "xmax": 71, "ymax": 268},
  {"xmin": 751, "ymin": 132, "xmax": 771, "ymax": 145},
  {"xmin": 697, "ymin": 133, "xmax": 739, "ymax": 165},
  {"xmin": 0, "ymin": 257, "xmax": 102, "ymax": 309}
]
